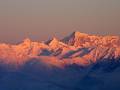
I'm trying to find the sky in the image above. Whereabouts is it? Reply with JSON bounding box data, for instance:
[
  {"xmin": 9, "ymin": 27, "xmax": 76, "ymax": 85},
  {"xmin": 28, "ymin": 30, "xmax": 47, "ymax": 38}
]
[{"xmin": 0, "ymin": 0, "xmax": 120, "ymax": 43}]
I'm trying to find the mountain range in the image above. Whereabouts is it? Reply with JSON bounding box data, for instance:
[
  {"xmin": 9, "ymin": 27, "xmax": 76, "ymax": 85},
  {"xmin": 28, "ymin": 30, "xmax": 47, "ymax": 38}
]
[
  {"xmin": 0, "ymin": 31, "xmax": 120, "ymax": 67},
  {"xmin": 0, "ymin": 31, "xmax": 120, "ymax": 90}
]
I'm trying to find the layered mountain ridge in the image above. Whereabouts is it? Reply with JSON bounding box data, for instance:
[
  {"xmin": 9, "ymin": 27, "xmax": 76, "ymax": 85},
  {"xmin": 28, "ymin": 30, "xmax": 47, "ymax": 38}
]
[{"xmin": 0, "ymin": 31, "xmax": 120, "ymax": 67}]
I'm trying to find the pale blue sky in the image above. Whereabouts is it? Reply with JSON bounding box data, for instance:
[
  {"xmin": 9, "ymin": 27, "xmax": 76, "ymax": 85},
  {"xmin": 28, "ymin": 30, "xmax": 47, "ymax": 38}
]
[{"xmin": 0, "ymin": 0, "xmax": 120, "ymax": 43}]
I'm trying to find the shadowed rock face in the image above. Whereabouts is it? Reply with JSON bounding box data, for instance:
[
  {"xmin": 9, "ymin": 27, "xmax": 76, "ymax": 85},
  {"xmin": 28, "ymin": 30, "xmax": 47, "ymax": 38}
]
[{"xmin": 0, "ymin": 32, "xmax": 120, "ymax": 90}]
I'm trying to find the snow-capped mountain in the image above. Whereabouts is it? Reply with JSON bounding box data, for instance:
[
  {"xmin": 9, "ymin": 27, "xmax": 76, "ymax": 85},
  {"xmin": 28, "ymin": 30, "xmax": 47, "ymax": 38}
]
[
  {"xmin": 0, "ymin": 31, "xmax": 120, "ymax": 67},
  {"xmin": 0, "ymin": 31, "xmax": 120, "ymax": 90}
]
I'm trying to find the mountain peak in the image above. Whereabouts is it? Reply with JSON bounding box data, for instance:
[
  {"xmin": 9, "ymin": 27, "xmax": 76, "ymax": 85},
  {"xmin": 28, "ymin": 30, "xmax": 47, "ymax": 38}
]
[
  {"xmin": 47, "ymin": 37, "xmax": 60, "ymax": 49},
  {"xmin": 52, "ymin": 37, "xmax": 58, "ymax": 42},
  {"xmin": 23, "ymin": 38, "xmax": 31, "ymax": 43},
  {"xmin": 72, "ymin": 31, "xmax": 88, "ymax": 37},
  {"xmin": 21, "ymin": 38, "xmax": 32, "ymax": 47},
  {"xmin": 62, "ymin": 31, "xmax": 89, "ymax": 46},
  {"xmin": 49, "ymin": 37, "xmax": 59, "ymax": 44}
]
